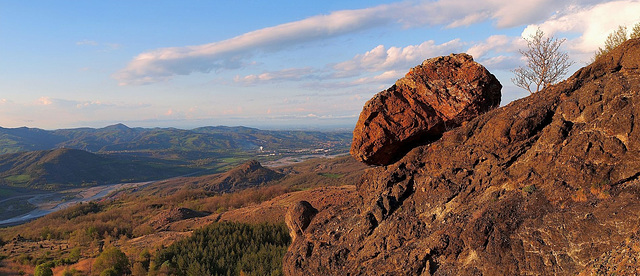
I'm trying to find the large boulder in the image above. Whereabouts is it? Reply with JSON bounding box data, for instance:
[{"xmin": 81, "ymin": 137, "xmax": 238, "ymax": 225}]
[{"xmin": 351, "ymin": 53, "xmax": 501, "ymax": 166}]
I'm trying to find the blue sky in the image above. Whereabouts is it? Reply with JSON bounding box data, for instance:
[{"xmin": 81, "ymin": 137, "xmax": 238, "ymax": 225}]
[{"xmin": 1, "ymin": 1, "xmax": 639, "ymax": 130}]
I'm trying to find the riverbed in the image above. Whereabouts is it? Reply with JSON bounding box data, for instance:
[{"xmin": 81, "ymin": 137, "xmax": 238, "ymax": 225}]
[{"xmin": 0, "ymin": 182, "xmax": 151, "ymax": 227}]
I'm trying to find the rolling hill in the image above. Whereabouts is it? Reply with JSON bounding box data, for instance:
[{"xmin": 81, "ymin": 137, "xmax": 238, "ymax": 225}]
[
  {"xmin": 0, "ymin": 124, "xmax": 352, "ymax": 158},
  {"xmin": 0, "ymin": 148, "xmax": 195, "ymax": 189}
]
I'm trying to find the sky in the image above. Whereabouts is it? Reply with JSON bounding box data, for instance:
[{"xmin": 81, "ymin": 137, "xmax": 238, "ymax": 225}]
[{"xmin": 1, "ymin": 0, "xmax": 640, "ymax": 130}]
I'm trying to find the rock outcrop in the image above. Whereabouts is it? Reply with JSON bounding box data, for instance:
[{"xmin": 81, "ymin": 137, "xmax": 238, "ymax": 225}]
[
  {"xmin": 284, "ymin": 39, "xmax": 640, "ymax": 275},
  {"xmin": 285, "ymin": 201, "xmax": 318, "ymax": 241},
  {"xmin": 180, "ymin": 160, "xmax": 284, "ymax": 193},
  {"xmin": 351, "ymin": 53, "xmax": 502, "ymax": 166}
]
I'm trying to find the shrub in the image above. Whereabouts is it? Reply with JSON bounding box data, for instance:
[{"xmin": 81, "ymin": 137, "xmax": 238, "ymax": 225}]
[
  {"xmin": 522, "ymin": 185, "xmax": 537, "ymax": 195},
  {"xmin": 34, "ymin": 263, "xmax": 53, "ymax": 276},
  {"xmin": 62, "ymin": 268, "xmax": 80, "ymax": 276},
  {"xmin": 99, "ymin": 268, "xmax": 118, "ymax": 276},
  {"xmin": 594, "ymin": 22, "xmax": 640, "ymax": 60},
  {"xmin": 92, "ymin": 247, "xmax": 130, "ymax": 276}
]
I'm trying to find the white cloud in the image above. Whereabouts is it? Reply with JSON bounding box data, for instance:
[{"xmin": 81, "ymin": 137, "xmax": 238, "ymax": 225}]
[
  {"xmin": 467, "ymin": 35, "xmax": 518, "ymax": 58},
  {"xmin": 114, "ymin": 0, "xmax": 626, "ymax": 85},
  {"xmin": 350, "ymin": 70, "xmax": 404, "ymax": 86},
  {"xmin": 395, "ymin": 0, "xmax": 604, "ymax": 29},
  {"xmin": 523, "ymin": 0, "xmax": 640, "ymax": 54},
  {"xmin": 233, "ymin": 39, "xmax": 462, "ymax": 87},
  {"xmin": 114, "ymin": 4, "xmax": 402, "ymax": 85},
  {"xmin": 37, "ymin": 97, "xmax": 53, "ymax": 105},
  {"xmin": 333, "ymin": 39, "xmax": 463, "ymax": 77}
]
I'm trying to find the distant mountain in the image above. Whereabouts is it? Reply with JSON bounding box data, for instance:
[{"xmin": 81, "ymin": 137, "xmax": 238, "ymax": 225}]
[
  {"xmin": 192, "ymin": 126, "xmax": 352, "ymax": 150},
  {"xmin": 0, "ymin": 127, "xmax": 65, "ymax": 154},
  {"xmin": 0, "ymin": 148, "xmax": 194, "ymax": 190},
  {"xmin": 0, "ymin": 125, "xmax": 352, "ymax": 158}
]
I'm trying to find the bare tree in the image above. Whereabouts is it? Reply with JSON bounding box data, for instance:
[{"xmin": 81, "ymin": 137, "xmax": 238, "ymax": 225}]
[{"xmin": 511, "ymin": 29, "xmax": 574, "ymax": 94}]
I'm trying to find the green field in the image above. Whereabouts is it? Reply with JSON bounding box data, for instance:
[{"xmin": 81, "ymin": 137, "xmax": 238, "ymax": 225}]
[{"xmin": 4, "ymin": 174, "xmax": 31, "ymax": 185}]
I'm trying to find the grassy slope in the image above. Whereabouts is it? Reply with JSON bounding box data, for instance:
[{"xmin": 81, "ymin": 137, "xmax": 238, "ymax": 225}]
[{"xmin": 0, "ymin": 148, "xmax": 194, "ymax": 190}]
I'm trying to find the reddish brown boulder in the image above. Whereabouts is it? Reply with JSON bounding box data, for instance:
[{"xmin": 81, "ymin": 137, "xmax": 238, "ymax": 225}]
[{"xmin": 351, "ymin": 53, "xmax": 501, "ymax": 166}]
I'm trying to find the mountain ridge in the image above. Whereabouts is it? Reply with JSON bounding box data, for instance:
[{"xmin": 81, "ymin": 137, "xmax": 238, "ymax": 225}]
[{"xmin": 0, "ymin": 124, "xmax": 351, "ymax": 158}]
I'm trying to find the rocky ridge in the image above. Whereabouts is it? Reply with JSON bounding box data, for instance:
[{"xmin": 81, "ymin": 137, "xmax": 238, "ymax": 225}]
[{"xmin": 284, "ymin": 39, "xmax": 640, "ymax": 275}]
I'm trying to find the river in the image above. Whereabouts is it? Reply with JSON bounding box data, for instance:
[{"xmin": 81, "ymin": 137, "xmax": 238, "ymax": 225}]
[{"xmin": 0, "ymin": 181, "xmax": 151, "ymax": 227}]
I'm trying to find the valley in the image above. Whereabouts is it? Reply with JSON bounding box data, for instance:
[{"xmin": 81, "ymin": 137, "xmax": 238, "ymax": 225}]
[
  {"xmin": 0, "ymin": 124, "xmax": 359, "ymax": 275},
  {"xmin": 0, "ymin": 181, "xmax": 151, "ymax": 227},
  {"xmin": 0, "ymin": 153, "xmax": 366, "ymax": 275}
]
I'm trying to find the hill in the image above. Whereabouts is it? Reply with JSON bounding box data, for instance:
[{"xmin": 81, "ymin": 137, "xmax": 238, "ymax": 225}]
[
  {"xmin": 0, "ymin": 125, "xmax": 352, "ymax": 161},
  {"xmin": 142, "ymin": 159, "xmax": 285, "ymax": 196},
  {"xmin": 284, "ymin": 39, "xmax": 640, "ymax": 275},
  {"xmin": 0, "ymin": 148, "xmax": 194, "ymax": 189}
]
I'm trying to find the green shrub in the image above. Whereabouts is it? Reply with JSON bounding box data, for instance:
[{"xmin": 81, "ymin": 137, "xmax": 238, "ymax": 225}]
[
  {"xmin": 62, "ymin": 268, "xmax": 80, "ymax": 276},
  {"xmin": 93, "ymin": 247, "xmax": 130, "ymax": 276},
  {"xmin": 34, "ymin": 263, "xmax": 53, "ymax": 276},
  {"xmin": 99, "ymin": 268, "xmax": 118, "ymax": 276}
]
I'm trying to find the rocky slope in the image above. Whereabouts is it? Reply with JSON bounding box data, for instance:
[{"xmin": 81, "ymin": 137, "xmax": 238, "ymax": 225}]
[{"xmin": 284, "ymin": 39, "xmax": 640, "ymax": 275}]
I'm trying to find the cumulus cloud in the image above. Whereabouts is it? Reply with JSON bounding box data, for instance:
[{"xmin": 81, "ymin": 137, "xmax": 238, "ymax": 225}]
[
  {"xmin": 523, "ymin": 0, "xmax": 640, "ymax": 55},
  {"xmin": 333, "ymin": 39, "xmax": 463, "ymax": 76},
  {"xmin": 350, "ymin": 70, "xmax": 404, "ymax": 86},
  {"xmin": 467, "ymin": 35, "xmax": 520, "ymax": 58},
  {"xmin": 233, "ymin": 38, "xmax": 462, "ymax": 86},
  {"xmin": 114, "ymin": 4, "xmax": 402, "ymax": 85},
  {"xmin": 114, "ymin": 0, "xmax": 625, "ymax": 85}
]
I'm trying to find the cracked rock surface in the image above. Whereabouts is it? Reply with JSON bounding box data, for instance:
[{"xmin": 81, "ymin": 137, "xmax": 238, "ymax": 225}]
[{"xmin": 284, "ymin": 39, "xmax": 640, "ymax": 275}]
